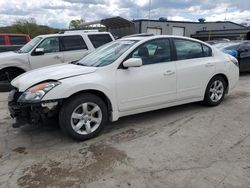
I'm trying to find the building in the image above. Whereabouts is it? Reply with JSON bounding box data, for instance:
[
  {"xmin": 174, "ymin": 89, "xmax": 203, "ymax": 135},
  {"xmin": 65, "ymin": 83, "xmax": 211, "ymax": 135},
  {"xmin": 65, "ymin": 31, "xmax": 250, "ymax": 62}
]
[{"xmin": 80, "ymin": 16, "xmax": 250, "ymax": 40}]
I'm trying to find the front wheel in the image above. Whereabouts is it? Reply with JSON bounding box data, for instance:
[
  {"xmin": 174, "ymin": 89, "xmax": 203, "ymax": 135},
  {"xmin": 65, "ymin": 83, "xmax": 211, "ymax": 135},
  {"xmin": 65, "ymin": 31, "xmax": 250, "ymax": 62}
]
[
  {"xmin": 59, "ymin": 93, "xmax": 108, "ymax": 141},
  {"xmin": 203, "ymin": 76, "xmax": 226, "ymax": 106}
]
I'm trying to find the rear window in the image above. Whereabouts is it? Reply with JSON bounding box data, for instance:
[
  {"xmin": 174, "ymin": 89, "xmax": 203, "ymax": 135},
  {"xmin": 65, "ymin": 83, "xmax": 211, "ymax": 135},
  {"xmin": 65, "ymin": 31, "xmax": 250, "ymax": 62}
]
[
  {"xmin": 174, "ymin": 39, "xmax": 204, "ymax": 60},
  {"xmin": 0, "ymin": 36, "xmax": 5, "ymax": 45},
  {"xmin": 202, "ymin": 44, "xmax": 212, "ymax": 57},
  {"xmin": 9, "ymin": 36, "xmax": 27, "ymax": 45},
  {"xmin": 88, "ymin": 34, "xmax": 113, "ymax": 48},
  {"xmin": 61, "ymin": 35, "xmax": 87, "ymax": 51}
]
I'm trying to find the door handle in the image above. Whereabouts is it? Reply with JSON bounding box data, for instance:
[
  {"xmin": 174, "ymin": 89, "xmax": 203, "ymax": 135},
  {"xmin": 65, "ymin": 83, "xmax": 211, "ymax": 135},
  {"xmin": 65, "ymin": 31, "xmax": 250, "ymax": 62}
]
[
  {"xmin": 164, "ymin": 70, "xmax": 175, "ymax": 76},
  {"xmin": 205, "ymin": 63, "xmax": 215, "ymax": 67}
]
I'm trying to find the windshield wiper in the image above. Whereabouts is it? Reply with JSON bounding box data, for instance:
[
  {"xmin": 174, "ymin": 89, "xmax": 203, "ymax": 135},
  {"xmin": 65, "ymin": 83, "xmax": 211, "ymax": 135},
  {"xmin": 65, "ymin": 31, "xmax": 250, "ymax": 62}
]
[
  {"xmin": 15, "ymin": 50, "xmax": 22, "ymax": 53},
  {"xmin": 70, "ymin": 60, "xmax": 88, "ymax": 66}
]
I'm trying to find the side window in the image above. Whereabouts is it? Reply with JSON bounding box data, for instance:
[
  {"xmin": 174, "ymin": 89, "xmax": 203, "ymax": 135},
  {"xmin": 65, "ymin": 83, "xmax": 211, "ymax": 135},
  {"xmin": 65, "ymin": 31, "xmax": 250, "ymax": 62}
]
[
  {"xmin": 9, "ymin": 36, "xmax": 27, "ymax": 45},
  {"xmin": 88, "ymin": 34, "xmax": 113, "ymax": 48},
  {"xmin": 37, "ymin": 37, "xmax": 59, "ymax": 53},
  {"xmin": 61, "ymin": 35, "xmax": 87, "ymax": 51},
  {"xmin": 202, "ymin": 44, "xmax": 212, "ymax": 57},
  {"xmin": 0, "ymin": 36, "xmax": 5, "ymax": 45},
  {"xmin": 131, "ymin": 39, "xmax": 171, "ymax": 65},
  {"xmin": 174, "ymin": 39, "xmax": 204, "ymax": 60}
]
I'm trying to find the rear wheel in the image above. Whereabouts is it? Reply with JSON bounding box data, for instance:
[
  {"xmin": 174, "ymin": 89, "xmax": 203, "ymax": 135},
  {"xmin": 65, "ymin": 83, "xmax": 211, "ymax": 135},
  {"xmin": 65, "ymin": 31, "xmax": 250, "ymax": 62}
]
[
  {"xmin": 203, "ymin": 76, "xmax": 226, "ymax": 106},
  {"xmin": 59, "ymin": 93, "xmax": 108, "ymax": 141}
]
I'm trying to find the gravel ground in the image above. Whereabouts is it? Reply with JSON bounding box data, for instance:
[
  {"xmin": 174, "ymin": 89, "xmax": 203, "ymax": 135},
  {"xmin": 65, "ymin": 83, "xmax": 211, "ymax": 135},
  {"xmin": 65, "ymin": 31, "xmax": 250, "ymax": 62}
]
[{"xmin": 0, "ymin": 73, "xmax": 250, "ymax": 188}]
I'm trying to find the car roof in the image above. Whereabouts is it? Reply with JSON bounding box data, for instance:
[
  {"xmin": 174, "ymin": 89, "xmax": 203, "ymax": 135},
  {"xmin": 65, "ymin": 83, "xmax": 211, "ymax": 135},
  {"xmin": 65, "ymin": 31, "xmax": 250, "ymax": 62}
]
[
  {"xmin": 120, "ymin": 35, "xmax": 210, "ymax": 45},
  {"xmin": 38, "ymin": 32, "xmax": 111, "ymax": 38}
]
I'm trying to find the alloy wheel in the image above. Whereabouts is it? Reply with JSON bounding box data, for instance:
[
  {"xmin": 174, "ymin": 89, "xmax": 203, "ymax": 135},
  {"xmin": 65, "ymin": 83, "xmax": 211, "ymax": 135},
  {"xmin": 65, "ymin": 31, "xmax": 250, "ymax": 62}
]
[
  {"xmin": 70, "ymin": 102, "xmax": 102, "ymax": 135},
  {"xmin": 209, "ymin": 80, "xmax": 224, "ymax": 103}
]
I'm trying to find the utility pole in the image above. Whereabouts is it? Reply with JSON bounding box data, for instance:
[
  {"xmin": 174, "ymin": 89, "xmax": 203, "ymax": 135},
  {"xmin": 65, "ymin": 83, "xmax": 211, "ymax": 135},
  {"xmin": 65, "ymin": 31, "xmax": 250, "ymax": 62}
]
[
  {"xmin": 224, "ymin": 8, "xmax": 228, "ymax": 21},
  {"xmin": 147, "ymin": 0, "xmax": 152, "ymax": 28}
]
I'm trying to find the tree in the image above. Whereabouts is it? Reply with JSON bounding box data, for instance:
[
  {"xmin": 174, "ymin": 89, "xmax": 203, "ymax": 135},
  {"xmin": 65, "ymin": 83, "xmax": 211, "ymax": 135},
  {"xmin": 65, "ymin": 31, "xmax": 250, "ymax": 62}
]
[
  {"xmin": 0, "ymin": 18, "xmax": 60, "ymax": 38},
  {"xmin": 198, "ymin": 18, "xmax": 206, "ymax": 23},
  {"xmin": 69, "ymin": 19, "xmax": 85, "ymax": 29}
]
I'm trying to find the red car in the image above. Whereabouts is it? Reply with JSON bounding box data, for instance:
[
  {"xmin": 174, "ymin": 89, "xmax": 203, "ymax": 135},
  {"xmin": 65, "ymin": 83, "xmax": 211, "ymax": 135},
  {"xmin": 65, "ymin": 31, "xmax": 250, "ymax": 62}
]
[{"xmin": 0, "ymin": 34, "xmax": 30, "ymax": 52}]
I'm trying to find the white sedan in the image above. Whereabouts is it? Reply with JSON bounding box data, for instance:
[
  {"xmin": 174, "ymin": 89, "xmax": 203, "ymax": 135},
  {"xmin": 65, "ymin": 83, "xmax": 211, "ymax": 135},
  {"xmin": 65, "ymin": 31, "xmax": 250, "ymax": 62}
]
[{"xmin": 8, "ymin": 35, "xmax": 239, "ymax": 140}]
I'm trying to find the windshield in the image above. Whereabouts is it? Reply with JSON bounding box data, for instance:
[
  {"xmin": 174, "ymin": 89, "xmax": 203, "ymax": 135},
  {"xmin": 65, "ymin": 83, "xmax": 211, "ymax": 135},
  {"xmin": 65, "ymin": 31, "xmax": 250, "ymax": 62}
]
[
  {"xmin": 18, "ymin": 37, "xmax": 42, "ymax": 53},
  {"xmin": 76, "ymin": 40, "xmax": 138, "ymax": 67}
]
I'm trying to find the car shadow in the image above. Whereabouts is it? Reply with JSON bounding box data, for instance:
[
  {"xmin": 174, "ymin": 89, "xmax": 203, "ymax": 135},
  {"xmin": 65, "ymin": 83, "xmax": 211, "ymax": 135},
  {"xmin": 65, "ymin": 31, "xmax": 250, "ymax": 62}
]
[{"xmin": 15, "ymin": 102, "xmax": 204, "ymax": 145}]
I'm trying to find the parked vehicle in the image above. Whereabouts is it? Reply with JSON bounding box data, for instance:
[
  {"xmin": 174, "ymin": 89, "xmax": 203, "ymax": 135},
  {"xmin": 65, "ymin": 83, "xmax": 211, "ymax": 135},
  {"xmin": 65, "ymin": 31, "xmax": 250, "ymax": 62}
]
[
  {"xmin": 205, "ymin": 39, "xmax": 230, "ymax": 45},
  {"xmin": 8, "ymin": 35, "xmax": 239, "ymax": 140},
  {"xmin": 0, "ymin": 34, "xmax": 30, "ymax": 52},
  {"xmin": 213, "ymin": 41, "xmax": 250, "ymax": 72},
  {"xmin": 0, "ymin": 31, "xmax": 114, "ymax": 85}
]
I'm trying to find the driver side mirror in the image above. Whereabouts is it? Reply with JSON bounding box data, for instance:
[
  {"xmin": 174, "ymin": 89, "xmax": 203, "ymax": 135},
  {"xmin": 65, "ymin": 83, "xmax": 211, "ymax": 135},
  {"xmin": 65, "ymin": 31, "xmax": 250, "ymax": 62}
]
[
  {"xmin": 34, "ymin": 48, "xmax": 44, "ymax": 55},
  {"xmin": 123, "ymin": 58, "xmax": 142, "ymax": 68}
]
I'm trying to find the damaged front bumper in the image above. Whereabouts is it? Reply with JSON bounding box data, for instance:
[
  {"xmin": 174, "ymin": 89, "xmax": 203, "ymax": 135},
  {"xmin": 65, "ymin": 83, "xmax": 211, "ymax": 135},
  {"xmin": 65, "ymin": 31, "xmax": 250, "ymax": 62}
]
[{"xmin": 8, "ymin": 89, "xmax": 61, "ymax": 128}]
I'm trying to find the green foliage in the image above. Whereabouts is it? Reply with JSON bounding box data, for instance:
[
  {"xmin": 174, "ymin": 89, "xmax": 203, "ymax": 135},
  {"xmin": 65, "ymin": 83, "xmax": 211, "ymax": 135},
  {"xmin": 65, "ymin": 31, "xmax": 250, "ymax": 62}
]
[
  {"xmin": 0, "ymin": 18, "xmax": 60, "ymax": 38},
  {"xmin": 69, "ymin": 19, "xmax": 85, "ymax": 29},
  {"xmin": 198, "ymin": 18, "xmax": 206, "ymax": 23}
]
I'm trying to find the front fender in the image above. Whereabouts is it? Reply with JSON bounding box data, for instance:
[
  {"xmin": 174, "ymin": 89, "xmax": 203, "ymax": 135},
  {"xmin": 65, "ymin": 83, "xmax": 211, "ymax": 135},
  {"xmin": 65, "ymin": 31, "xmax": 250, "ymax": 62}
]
[{"xmin": 42, "ymin": 75, "xmax": 118, "ymax": 117}]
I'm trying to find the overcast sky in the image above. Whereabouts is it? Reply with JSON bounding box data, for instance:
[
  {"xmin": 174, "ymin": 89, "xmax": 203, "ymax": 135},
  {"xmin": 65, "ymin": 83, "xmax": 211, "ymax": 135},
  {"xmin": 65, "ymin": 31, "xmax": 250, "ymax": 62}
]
[{"xmin": 0, "ymin": 0, "xmax": 249, "ymax": 28}]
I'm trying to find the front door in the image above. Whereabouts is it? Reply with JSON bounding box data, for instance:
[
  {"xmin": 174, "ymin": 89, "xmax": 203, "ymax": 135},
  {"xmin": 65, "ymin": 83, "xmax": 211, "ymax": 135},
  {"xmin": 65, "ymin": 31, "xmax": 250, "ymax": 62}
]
[
  {"xmin": 116, "ymin": 38, "xmax": 176, "ymax": 112},
  {"xmin": 29, "ymin": 37, "xmax": 64, "ymax": 69}
]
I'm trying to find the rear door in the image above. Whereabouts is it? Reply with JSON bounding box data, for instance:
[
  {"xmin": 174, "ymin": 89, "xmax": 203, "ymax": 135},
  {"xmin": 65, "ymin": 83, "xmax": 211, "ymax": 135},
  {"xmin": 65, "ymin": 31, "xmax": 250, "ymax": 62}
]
[
  {"xmin": 61, "ymin": 35, "xmax": 89, "ymax": 63},
  {"xmin": 173, "ymin": 38, "xmax": 215, "ymax": 100}
]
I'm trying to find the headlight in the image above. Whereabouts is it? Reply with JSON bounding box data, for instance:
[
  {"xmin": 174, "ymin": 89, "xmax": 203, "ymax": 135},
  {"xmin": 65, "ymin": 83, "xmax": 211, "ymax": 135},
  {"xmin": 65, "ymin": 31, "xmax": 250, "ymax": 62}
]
[{"xmin": 18, "ymin": 81, "xmax": 60, "ymax": 103}]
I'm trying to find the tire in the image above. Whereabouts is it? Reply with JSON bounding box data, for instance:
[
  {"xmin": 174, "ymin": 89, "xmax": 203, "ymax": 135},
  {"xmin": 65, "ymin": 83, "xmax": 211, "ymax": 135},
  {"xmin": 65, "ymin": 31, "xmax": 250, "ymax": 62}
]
[
  {"xmin": 203, "ymin": 76, "xmax": 226, "ymax": 106},
  {"xmin": 59, "ymin": 93, "xmax": 108, "ymax": 141},
  {"xmin": 0, "ymin": 68, "xmax": 24, "ymax": 92}
]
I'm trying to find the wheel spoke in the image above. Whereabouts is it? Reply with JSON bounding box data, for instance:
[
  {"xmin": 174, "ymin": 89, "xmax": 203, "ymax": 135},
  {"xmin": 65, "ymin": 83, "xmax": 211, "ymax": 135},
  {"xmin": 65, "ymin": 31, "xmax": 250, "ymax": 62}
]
[
  {"xmin": 216, "ymin": 82, "xmax": 223, "ymax": 90},
  {"xmin": 72, "ymin": 112, "xmax": 82, "ymax": 120},
  {"xmin": 90, "ymin": 105, "xmax": 100, "ymax": 114},
  {"xmin": 214, "ymin": 93, "xmax": 219, "ymax": 100},
  {"xmin": 82, "ymin": 103, "xmax": 88, "ymax": 113},
  {"xmin": 85, "ymin": 122, "xmax": 92, "ymax": 134},
  {"xmin": 210, "ymin": 93, "xmax": 215, "ymax": 100},
  {"xmin": 217, "ymin": 90, "xmax": 223, "ymax": 94},
  {"xmin": 91, "ymin": 117, "xmax": 102, "ymax": 124},
  {"xmin": 74, "ymin": 120, "xmax": 85, "ymax": 131}
]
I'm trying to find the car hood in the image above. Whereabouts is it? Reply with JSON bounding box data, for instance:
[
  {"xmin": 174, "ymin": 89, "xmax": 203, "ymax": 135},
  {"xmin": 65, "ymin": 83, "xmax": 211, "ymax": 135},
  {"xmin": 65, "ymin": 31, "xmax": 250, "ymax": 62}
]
[
  {"xmin": 11, "ymin": 63, "xmax": 98, "ymax": 91},
  {"xmin": 0, "ymin": 51, "xmax": 28, "ymax": 64}
]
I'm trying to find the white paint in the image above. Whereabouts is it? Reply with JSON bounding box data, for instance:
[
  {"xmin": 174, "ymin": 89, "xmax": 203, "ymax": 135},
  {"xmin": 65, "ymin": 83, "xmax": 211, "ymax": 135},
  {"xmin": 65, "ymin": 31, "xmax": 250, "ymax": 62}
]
[{"xmin": 11, "ymin": 35, "xmax": 239, "ymax": 122}]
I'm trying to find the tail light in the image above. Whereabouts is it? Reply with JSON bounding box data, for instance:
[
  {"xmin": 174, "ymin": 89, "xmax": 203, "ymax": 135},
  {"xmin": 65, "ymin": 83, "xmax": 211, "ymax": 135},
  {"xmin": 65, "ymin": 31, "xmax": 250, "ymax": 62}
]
[{"xmin": 228, "ymin": 55, "xmax": 239, "ymax": 67}]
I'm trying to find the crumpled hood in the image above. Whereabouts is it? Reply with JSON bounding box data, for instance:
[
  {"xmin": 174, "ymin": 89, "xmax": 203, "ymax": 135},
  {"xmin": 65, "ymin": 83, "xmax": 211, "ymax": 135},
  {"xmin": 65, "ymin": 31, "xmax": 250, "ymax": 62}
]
[{"xmin": 11, "ymin": 63, "xmax": 98, "ymax": 91}]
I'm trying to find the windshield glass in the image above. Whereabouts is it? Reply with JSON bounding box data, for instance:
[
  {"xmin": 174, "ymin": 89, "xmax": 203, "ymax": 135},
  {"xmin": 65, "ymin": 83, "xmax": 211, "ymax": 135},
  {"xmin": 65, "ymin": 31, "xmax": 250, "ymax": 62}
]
[
  {"xmin": 18, "ymin": 37, "xmax": 42, "ymax": 53},
  {"xmin": 76, "ymin": 40, "xmax": 138, "ymax": 67}
]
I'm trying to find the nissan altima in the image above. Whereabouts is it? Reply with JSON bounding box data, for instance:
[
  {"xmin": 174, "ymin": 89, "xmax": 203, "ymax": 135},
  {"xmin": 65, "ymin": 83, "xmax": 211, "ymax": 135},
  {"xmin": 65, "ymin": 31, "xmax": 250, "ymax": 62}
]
[{"xmin": 8, "ymin": 35, "xmax": 239, "ymax": 140}]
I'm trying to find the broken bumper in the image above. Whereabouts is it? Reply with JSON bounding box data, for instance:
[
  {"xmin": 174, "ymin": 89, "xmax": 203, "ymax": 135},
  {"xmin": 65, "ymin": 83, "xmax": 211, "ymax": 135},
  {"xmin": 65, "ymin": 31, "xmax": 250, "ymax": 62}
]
[{"xmin": 8, "ymin": 89, "xmax": 60, "ymax": 128}]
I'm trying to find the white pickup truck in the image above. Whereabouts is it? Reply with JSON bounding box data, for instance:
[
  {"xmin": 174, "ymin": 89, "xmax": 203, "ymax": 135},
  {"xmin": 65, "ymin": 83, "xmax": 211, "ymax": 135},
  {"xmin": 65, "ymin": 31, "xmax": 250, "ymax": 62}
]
[{"xmin": 0, "ymin": 31, "xmax": 114, "ymax": 87}]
